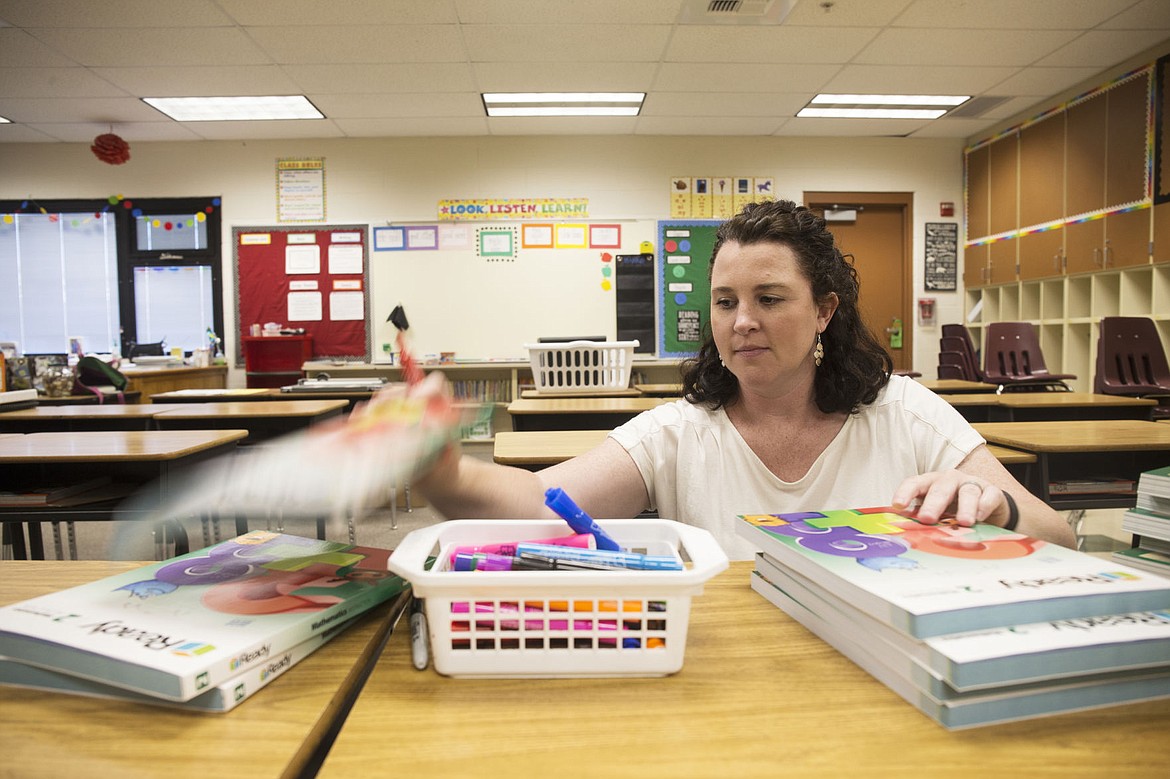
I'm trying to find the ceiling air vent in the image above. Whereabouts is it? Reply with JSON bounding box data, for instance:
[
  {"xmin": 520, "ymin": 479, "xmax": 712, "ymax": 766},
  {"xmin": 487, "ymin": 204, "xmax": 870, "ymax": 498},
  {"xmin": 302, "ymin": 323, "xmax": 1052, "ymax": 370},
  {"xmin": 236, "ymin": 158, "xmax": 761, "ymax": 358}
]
[{"xmin": 678, "ymin": 0, "xmax": 796, "ymax": 25}]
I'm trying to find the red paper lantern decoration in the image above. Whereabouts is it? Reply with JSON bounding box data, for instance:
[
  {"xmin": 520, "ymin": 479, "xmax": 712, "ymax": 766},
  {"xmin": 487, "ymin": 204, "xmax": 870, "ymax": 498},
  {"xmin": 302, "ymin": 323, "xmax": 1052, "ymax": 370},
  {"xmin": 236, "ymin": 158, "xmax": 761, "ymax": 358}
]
[{"xmin": 91, "ymin": 133, "xmax": 131, "ymax": 165}]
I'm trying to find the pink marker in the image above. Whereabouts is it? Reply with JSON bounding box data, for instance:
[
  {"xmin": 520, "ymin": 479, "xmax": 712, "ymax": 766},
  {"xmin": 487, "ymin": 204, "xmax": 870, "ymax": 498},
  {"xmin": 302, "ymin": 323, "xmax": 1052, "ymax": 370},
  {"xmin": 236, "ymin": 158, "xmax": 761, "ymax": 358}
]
[{"xmin": 447, "ymin": 533, "xmax": 595, "ymax": 566}]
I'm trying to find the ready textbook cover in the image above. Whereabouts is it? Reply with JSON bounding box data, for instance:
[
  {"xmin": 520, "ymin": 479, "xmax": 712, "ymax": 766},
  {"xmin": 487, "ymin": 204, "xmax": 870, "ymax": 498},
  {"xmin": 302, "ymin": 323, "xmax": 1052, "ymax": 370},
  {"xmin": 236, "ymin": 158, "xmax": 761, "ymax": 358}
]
[{"xmin": 0, "ymin": 531, "xmax": 407, "ymax": 701}]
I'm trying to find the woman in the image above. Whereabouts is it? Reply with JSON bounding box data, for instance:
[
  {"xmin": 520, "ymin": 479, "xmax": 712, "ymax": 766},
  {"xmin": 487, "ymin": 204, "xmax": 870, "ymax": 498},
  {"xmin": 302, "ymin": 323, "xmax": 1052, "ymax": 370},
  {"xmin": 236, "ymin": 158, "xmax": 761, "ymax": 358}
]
[{"xmin": 411, "ymin": 200, "xmax": 1074, "ymax": 560}]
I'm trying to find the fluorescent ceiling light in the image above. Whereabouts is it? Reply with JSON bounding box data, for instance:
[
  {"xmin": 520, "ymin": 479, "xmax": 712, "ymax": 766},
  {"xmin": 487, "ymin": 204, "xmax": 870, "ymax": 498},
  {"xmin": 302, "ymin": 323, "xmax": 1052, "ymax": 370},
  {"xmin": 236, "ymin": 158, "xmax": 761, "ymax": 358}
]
[
  {"xmin": 798, "ymin": 107, "xmax": 949, "ymax": 120},
  {"xmin": 810, "ymin": 94, "xmax": 970, "ymax": 107},
  {"xmin": 483, "ymin": 92, "xmax": 645, "ymax": 117},
  {"xmin": 0, "ymin": 116, "xmax": 10, "ymax": 123},
  {"xmin": 799, "ymin": 93, "xmax": 969, "ymax": 120},
  {"xmin": 142, "ymin": 95, "xmax": 324, "ymax": 121}
]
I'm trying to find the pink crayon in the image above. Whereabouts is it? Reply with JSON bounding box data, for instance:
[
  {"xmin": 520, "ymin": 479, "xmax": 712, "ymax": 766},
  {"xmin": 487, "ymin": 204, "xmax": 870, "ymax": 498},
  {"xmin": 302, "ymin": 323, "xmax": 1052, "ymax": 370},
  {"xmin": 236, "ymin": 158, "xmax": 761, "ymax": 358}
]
[{"xmin": 447, "ymin": 533, "xmax": 596, "ymax": 565}]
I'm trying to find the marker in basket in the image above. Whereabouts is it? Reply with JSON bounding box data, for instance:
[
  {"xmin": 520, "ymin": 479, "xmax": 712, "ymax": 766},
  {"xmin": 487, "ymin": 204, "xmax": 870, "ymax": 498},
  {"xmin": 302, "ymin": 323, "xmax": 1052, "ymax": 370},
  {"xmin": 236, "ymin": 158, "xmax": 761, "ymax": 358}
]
[
  {"xmin": 409, "ymin": 597, "xmax": 429, "ymax": 671},
  {"xmin": 452, "ymin": 552, "xmax": 621, "ymax": 572},
  {"xmin": 515, "ymin": 543, "xmax": 684, "ymax": 571},
  {"xmin": 544, "ymin": 487, "xmax": 621, "ymax": 551},
  {"xmin": 446, "ymin": 533, "xmax": 595, "ymax": 566}
]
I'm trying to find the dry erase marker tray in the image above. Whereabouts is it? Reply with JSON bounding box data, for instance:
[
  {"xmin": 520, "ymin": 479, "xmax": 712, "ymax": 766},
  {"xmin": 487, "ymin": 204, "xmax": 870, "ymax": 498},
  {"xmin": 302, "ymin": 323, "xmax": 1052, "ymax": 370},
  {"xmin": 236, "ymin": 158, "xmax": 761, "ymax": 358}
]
[
  {"xmin": 388, "ymin": 519, "xmax": 728, "ymax": 678},
  {"xmin": 523, "ymin": 340, "xmax": 638, "ymax": 394}
]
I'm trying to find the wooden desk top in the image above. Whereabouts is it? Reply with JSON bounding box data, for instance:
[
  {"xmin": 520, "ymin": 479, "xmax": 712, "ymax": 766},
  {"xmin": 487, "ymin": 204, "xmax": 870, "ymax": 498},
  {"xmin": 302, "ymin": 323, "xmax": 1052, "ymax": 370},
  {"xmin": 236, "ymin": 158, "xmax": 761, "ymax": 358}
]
[
  {"xmin": 634, "ymin": 383, "xmax": 684, "ymax": 396},
  {"xmin": 508, "ymin": 396, "xmax": 676, "ymax": 414},
  {"xmin": 0, "ymin": 429, "xmax": 248, "ymax": 462},
  {"xmin": 918, "ymin": 379, "xmax": 998, "ymax": 393},
  {"xmin": 994, "ymin": 392, "xmax": 1156, "ymax": 408},
  {"xmin": 493, "ymin": 429, "xmax": 609, "ymax": 465},
  {"xmin": 0, "ymin": 561, "xmax": 403, "ymax": 779},
  {"xmin": 0, "ymin": 404, "xmax": 165, "ymax": 420},
  {"xmin": 319, "ymin": 561, "xmax": 1170, "ymax": 778},
  {"xmin": 151, "ymin": 388, "xmax": 278, "ymax": 401},
  {"xmin": 973, "ymin": 420, "xmax": 1170, "ymax": 452},
  {"xmin": 121, "ymin": 364, "xmax": 228, "ymax": 378},
  {"xmin": 520, "ymin": 388, "xmax": 643, "ymax": 398},
  {"xmin": 984, "ymin": 443, "xmax": 1037, "ymax": 464},
  {"xmin": 152, "ymin": 399, "xmax": 348, "ymax": 419},
  {"xmin": 943, "ymin": 393, "xmax": 1001, "ymax": 406},
  {"xmin": 493, "ymin": 431, "xmax": 1039, "ymax": 468}
]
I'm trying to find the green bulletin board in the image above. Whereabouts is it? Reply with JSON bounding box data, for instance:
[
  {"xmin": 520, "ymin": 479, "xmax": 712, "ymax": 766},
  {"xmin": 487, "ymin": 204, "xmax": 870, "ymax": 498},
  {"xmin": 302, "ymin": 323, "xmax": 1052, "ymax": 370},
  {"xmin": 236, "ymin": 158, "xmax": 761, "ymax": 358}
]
[{"xmin": 657, "ymin": 220, "xmax": 720, "ymax": 356}]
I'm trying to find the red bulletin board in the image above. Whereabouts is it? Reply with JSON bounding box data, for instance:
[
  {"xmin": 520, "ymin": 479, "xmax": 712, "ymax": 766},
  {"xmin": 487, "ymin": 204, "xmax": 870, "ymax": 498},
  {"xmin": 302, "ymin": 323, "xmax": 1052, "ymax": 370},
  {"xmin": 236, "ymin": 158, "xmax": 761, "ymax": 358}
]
[{"xmin": 232, "ymin": 224, "xmax": 370, "ymax": 364}]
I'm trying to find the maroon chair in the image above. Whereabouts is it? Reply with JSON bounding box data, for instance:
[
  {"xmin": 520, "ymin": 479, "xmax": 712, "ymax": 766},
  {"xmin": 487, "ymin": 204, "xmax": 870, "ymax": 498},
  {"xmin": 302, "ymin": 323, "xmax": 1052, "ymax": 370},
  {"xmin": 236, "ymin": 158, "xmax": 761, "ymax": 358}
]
[
  {"xmin": 1095, "ymin": 316, "xmax": 1170, "ymax": 418},
  {"xmin": 941, "ymin": 324, "xmax": 984, "ymax": 382},
  {"xmin": 940, "ymin": 336, "xmax": 979, "ymax": 380},
  {"xmin": 983, "ymin": 322, "xmax": 1075, "ymax": 392}
]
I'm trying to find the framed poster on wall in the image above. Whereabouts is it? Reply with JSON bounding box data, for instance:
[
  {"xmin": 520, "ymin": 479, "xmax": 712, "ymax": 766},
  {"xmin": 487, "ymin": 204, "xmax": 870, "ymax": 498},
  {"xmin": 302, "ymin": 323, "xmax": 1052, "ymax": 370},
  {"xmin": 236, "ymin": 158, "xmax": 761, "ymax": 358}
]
[{"xmin": 657, "ymin": 220, "xmax": 720, "ymax": 357}]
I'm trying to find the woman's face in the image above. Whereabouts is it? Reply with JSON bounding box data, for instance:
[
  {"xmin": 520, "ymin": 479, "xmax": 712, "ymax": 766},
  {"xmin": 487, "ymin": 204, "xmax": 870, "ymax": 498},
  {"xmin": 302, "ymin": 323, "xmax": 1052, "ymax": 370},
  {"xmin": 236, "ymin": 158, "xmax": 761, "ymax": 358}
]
[{"xmin": 709, "ymin": 240, "xmax": 837, "ymax": 397}]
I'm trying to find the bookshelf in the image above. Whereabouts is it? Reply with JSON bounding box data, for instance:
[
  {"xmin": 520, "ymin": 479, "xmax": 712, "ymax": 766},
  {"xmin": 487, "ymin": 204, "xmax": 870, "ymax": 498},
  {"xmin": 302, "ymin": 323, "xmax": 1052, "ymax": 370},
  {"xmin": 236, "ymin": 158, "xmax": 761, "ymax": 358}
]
[{"xmin": 964, "ymin": 264, "xmax": 1170, "ymax": 392}]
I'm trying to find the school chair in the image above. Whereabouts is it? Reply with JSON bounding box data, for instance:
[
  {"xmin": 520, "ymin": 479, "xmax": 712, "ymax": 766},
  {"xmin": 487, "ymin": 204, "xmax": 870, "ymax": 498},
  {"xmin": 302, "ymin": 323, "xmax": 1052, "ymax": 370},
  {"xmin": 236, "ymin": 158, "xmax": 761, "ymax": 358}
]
[
  {"xmin": 1095, "ymin": 316, "xmax": 1170, "ymax": 419},
  {"xmin": 983, "ymin": 322, "xmax": 1075, "ymax": 393},
  {"xmin": 941, "ymin": 324, "xmax": 985, "ymax": 382}
]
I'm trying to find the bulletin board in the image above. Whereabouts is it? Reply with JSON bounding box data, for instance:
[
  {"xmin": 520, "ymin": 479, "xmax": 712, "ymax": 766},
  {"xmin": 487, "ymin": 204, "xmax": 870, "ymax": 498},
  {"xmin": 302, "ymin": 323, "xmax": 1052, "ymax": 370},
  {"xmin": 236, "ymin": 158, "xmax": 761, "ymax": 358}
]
[
  {"xmin": 658, "ymin": 220, "xmax": 720, "ymax": 357},
  {"xmin": 232, "ymin": 224, "xmax": 370, "ymax": 365},
  {"xmin": 367, "ymin": 220, "xmax": 658, "ymax": 361}
]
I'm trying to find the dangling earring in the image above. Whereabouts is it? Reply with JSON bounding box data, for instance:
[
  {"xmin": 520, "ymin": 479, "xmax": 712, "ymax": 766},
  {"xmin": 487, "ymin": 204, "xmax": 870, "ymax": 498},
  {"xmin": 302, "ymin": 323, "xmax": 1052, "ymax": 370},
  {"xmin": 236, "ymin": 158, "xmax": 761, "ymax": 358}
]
[
  {"xmin": 719, "ymin": 356, "xmax": 726, "ymax": 369},
  {"xmin": 813, "ymin": 333, "xmax": 824, "ymax": 367}
]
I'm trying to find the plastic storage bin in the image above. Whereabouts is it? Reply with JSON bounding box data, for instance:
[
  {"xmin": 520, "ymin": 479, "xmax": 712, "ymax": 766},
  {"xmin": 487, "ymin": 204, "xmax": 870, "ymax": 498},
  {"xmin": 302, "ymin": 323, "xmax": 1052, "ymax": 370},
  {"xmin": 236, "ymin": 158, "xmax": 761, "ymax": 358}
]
[
  {"xmin": 524, "ymin": 340, "xmax": 639, "ymax": 394},
  {"xmin": 388, "ymin": 518, "xmax": 728, "ymax": 678}
]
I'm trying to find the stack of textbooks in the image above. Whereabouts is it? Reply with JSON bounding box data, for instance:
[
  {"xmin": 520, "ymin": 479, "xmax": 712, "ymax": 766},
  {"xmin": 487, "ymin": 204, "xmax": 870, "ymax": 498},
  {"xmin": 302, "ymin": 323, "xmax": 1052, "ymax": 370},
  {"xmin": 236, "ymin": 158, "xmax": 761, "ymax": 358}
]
[
  {"xmin": 0, "ymin": 530, "xmax": 409, "ymax": 712},
  {"xmin": 736, "ymin": 507, "xmax": 1170, "ymax": 730},
  {"xmin": 1114, "ymin": 465, "xmax": 1170, "ymax": 576}
]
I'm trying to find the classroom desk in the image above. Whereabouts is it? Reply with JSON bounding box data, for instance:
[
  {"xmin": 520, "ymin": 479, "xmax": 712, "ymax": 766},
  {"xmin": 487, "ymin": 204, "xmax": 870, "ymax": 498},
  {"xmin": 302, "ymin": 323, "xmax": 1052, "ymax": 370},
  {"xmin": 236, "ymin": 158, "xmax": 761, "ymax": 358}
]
[
  {"xmin": 152, "ymin": 399, "xmax": 348, "ymax": 442},
  {"xmin": 0, "ymin": 429, "xmax": 248, "ymax": 560},
  {"xmin": 35, "ymin": 391, "xmax": 143, "ymax": 405},
  {"xmin": 988, "ymin": 392, "xmax": 1156, "ymax": 422},
  {"xmin": 151, "ymin": 388, "xmax": 380, "ymax": 413},
  {"xmin": 634, "ymin": 382, "xmax": 684, "ymax": 396},
  {"xmin": 122, "ymin": 364, "xmax": 228, "ymax": 400},
  {"xmin": 0, "ymin": 403, "xmax": 166, "ymax": 432},
  {"xmin": 507, "ymin": 396, "xmax": 676, "ymax": 431},
  {"xmin": 918, "ymin": 379, "xmax": 999, "ymax": 394},
  {"xmin": 520, "ymin": 388, "xmax": 643, "ymax": 398},
  {"xmin": 0, "ymin": 560, "xmax": 408, "ymax": 779},
  {"xmin": 972, "ymin": 420, "xmax": 1170, "ymax": 510},
  {"xmin": 943, "ymin": 392, "xmax": 1157, "ymax": 423},
  {"xmin": 318, "ymin": 560, "xmax": 1170, "ymax": 779},
  {"xmin": 494, "ymin": 430, "xmax": 1038, "ymax": 477}
]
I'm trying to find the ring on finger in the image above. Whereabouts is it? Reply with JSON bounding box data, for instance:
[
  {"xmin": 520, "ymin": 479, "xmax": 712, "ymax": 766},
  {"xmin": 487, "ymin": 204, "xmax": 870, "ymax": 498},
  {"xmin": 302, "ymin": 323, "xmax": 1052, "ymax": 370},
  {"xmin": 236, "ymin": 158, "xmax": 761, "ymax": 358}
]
[{"xmin": 959, "ymin": 480, "xmax": 982, "ymax": 492}]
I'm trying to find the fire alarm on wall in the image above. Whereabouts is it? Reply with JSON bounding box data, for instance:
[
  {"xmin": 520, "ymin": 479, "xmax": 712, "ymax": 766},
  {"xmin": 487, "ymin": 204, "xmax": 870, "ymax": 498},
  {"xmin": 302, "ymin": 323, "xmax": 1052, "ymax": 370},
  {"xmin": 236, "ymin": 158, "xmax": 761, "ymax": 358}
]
[{"xmin": 940, "ymin": 202, "xmax": 955, "ymax": 217}]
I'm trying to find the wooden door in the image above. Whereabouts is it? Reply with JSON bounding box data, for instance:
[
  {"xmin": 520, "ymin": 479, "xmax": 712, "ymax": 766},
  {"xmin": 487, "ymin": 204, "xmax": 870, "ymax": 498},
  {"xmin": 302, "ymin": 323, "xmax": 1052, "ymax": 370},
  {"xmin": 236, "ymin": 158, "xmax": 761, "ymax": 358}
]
[{"xmin": 805, "ymin": 192, "xmax": 913, "ymax": 372}]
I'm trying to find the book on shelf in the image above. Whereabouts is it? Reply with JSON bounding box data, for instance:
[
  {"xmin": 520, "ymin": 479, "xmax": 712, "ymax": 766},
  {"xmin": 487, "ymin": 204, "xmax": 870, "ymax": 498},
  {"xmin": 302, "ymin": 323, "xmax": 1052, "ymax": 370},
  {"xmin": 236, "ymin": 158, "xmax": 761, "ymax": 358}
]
[
  {"xmin": 735, "ymin": 507, "xmax": 1170, "ymax": 639},
  {"xmin": 1136, "ymin": 491, "xmax": 1170, "ymax": 517},
  {"xmin": 753, "ymin": 552, "xmax": 1170, "ymax": 693},
  {"xmin": 1112, "ymin": 547, "xmax": 1170, "ymax": 577},
  {"xmin": 1047, "ymin": 478, "xmax": 1136, "ymax": 496},
  {"xmin": 0, "ymin": 476, "xmax": 112, "ymax": 506},
  {"xmin": 0, "ymin": 531, "xmax": 408, "ymax": 702},
  {"xmin": 0, "ymin": 605, "xmax": 394, "ymax": 712},
  {"xmin": 750, "ymin": 565, "xmax": 1170, "ymax": 730}
]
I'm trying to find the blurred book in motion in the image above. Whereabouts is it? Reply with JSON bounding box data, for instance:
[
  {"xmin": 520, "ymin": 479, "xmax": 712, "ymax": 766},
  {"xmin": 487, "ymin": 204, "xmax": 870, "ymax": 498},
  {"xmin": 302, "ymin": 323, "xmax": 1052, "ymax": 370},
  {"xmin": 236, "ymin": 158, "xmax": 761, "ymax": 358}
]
[{"xmin": 0, "ymin": 476, "xmax": 112, "ymax": 506}]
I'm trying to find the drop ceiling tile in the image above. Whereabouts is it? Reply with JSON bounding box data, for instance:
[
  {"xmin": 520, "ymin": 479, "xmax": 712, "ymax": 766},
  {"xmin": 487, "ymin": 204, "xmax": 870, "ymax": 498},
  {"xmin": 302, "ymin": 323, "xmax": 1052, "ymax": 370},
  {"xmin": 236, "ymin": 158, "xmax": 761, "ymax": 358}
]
[
  {"xmin": 0, "ymin": 67, "xmax": 130, "ymax": 98},
  {"xmin": 783, "ymin": 0, "xmax": 912, "ymax": 27},
  {"xmin": 454, "ymin": 0, "xmax": 682, "ymax": 25},
  {"xmin": 652, "ymin": 63, "xmax": 839, "ymax": 92},
  {"xmin": 312, "ymin": 92, "xmax": 483, "ymax": 118},
  {"xmin": 0, "ymin": 29, "xmax": 78, "ymax": 67},
  {"xmin": 488, "ymin": 116, "xmax": 638, "ymax": 135},
  {"xmin": 473, "ymin": 62, "xmax": 657, "ymax": 92},
  {"xmin": 633, "ymin": 116, "xmax": 786, "ymax": 135},
  {"xmin": 642, "ymin": 92, "xmax": 807, "ymax": 117},
  {"xmin": 893, "ymin": 0, "xmax": 1139, "ymax": 29},
  {"xmin": 822, "ymin": 64, "xmax": 1021, "ymax": 95},
  {"xmin": 772, "ymin": 116, "xmax": 930, "ymax": 136},
  {"xmin": 246, "ymin": 25, "xmax": 467, "ymax": 64},
  {"xmin": 1100, "ymin": 0, "xmax": 1170, "ymax": 30},
  {"xmin": 988, "ymin": 66, "xmax": 1111, "ymax": 96},
  {"xmin": 0, "ymin": 122, "xmax": 59, "ymax": 141},
  {"xmin": 665, "ymin": 25, "xmax": 877, "ymax": 64},
  {"xmin": 856, "ymin": 28, "xmax": 1080, "ymax": 66},
  {"xmin": 0, "ymin": 0, "xmax": 235, "ymax": 28},
  {"xmin": 0, "ymin": 97, "xmax": 163, "ymax": 123},
  {"xmin": 1033, "ymin": 29, "xmax": 1170, "ymax": 67},
  {"xmin": 333, "ymin": 116, "xmax": 490, "ymax": 136},
  {"xmin": 180, "ymin": 119, "xmax": 346, "ymax": 140},
  {"xmin": 24, "ymin": 120, "xmax": 204, "ymax": 142},
  {"xmin": 93, "ymin": 66, "xmax": 302, "ymax": 96},
  {"xmin": 29, "ymin": 27, "xmax": 271, "ymax": 67},
  {"xmin": 463, "ymin": 24, "xmax": 672, "ymax": 62},
  {"xmin": 285, "ymin": 63, "xmax": 476, "ymax": 94},
  {"xmin": 218, "ymin": 0, "xmax": 457, "ymax": 26}
]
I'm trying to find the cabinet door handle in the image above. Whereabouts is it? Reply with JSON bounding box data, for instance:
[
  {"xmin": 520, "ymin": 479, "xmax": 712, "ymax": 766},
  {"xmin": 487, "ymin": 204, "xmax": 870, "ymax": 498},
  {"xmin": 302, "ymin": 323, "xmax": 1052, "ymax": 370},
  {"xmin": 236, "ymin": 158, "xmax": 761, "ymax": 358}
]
[
  {"xmin": 1104, "ymin": 242, "xmax": 1112, "ymax": 268},
  {"xmin": 1053, "ymin": 252, "xmax": 1060, "ymax": 272},
  {"xmin": 1093, "ymin": 247, "xmax": 1102, "ymax": 267}
]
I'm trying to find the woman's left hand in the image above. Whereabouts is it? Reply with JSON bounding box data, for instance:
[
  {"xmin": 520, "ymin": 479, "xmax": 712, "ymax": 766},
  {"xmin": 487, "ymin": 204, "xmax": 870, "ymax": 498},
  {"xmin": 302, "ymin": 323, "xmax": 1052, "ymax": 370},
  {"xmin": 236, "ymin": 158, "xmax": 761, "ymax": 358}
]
[{"xmin": 891, "ymin": 470, "xmax": 1008, "ymax": 527}]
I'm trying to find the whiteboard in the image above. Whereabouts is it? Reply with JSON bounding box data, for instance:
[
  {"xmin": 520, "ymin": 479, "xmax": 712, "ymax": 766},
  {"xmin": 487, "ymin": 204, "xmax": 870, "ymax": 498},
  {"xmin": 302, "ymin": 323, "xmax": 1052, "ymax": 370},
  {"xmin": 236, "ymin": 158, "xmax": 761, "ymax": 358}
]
[{"xmin": 368, "ymin": 220, "xmax": 657, "ymax": 361}]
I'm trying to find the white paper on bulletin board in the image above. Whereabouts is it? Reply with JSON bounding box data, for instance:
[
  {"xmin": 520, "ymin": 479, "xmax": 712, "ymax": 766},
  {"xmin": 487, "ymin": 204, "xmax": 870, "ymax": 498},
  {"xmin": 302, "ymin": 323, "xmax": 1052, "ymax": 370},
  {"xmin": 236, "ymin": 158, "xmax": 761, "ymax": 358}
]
[
  {"xmin": 328, "ymin": 243, "xmax": 363, "ymax": 274},
  {"xmin": 288, "ymin": 291, "xmax": 322, "ymax": 321},
  {"xmin": 285, "ymin": 244, "xmax": 321, "ymax": 274},
  {"xmin": 368, "ymin": 220, "xmax": 658, "ymax": 361},
  {"xmin": 329, "ymin": 290, "xmax": 365, "ymax": 321}
]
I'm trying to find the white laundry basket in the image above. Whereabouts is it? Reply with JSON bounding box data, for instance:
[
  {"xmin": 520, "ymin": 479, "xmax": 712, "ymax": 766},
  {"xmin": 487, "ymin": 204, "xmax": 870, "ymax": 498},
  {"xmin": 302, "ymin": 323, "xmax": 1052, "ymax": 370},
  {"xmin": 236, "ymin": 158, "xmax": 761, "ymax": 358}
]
[
  {"xmin": 388, "ymin": 518, "xmax": 729, "ymax": 678},
  {"xmin": 524, "ymin": 340, "xmax": 639, "ymax": 394}
]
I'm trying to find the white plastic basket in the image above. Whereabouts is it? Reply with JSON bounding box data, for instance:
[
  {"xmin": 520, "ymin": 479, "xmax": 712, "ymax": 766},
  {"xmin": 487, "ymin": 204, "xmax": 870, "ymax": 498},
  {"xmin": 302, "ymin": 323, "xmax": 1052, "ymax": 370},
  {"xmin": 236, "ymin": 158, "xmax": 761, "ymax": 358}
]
[
  {"xmin": 523, "ymin": 340, "xmax": 639, "ymax": 394},
  {"xmin": 388, "ymin": 518, "xmax": 729, "ymax": 678}
]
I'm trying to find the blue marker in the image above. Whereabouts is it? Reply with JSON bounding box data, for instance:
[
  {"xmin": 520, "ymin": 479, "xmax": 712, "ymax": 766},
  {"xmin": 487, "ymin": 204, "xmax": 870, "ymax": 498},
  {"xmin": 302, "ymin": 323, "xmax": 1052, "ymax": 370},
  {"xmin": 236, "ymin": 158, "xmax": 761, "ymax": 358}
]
[{"xmin": 544, "ymin": 487, "xmax": 622, "ymax": 551}]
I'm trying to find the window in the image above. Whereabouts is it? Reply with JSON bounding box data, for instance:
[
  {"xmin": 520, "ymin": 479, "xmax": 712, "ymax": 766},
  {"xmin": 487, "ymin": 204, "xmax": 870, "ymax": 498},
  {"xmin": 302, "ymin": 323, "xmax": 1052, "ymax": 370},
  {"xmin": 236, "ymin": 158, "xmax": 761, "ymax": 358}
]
[{"xmin": 0, "ymin": 197, "xmax": 222, "ymax": 357}]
